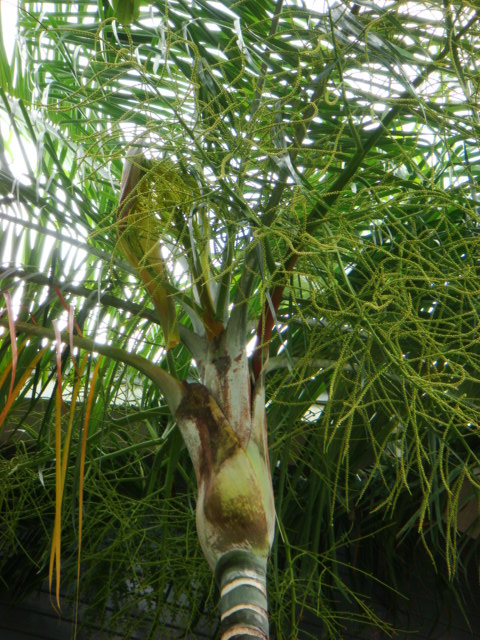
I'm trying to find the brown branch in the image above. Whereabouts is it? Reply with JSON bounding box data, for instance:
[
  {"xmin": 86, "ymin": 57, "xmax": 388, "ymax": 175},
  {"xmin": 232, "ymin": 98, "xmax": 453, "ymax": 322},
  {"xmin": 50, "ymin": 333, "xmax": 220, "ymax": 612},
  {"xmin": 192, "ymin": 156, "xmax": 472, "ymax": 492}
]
[{"xmin": 251, "ymin": 253, "xmax": 298, "ymax": 380}]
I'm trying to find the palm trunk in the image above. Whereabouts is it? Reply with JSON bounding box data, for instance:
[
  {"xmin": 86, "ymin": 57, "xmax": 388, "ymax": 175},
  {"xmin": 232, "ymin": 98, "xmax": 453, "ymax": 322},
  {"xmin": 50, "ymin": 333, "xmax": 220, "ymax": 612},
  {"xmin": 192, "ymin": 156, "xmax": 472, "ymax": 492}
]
[
  {"xmin": 216, "ymin": 550, "xmax": 269, "ymax": 639},
  {"xmin": 175, "ymin": 335, "xmax": 275, "ymax": 638}
]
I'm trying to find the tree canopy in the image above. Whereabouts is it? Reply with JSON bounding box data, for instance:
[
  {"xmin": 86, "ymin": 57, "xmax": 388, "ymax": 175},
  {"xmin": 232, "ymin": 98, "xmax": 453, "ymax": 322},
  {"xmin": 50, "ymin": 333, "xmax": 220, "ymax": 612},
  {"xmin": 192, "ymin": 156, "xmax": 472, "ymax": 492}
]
[{"xmin": 1, "ymin": 1, "xmax": 480, "ymax": 638}]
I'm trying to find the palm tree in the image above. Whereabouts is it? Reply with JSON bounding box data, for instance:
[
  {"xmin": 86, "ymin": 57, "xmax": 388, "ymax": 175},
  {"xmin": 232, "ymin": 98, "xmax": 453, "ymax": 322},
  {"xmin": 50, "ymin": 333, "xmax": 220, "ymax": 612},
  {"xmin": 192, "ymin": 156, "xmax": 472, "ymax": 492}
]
[{"xmin": 1, "ymin": 1, "xmax": 480, "ymax": 638}]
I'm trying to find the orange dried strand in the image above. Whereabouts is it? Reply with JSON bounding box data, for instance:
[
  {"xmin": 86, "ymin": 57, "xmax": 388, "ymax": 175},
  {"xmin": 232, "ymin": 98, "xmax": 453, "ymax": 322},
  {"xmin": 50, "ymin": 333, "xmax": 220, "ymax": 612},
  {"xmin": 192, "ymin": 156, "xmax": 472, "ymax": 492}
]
[
  {"xmin": 49, "ymin": 320, "xmax": 64, "ymax": 611},
  {"xmin": 75, "ymin": 357, "xmax": 102, "ymax": 632},
  {"xmin": 0, "ymin": 346, "xmax": 48, "ymax": 430},
  {"xmin": 3, "ymin": 292, "xmax": 18, "ymax": 400}
]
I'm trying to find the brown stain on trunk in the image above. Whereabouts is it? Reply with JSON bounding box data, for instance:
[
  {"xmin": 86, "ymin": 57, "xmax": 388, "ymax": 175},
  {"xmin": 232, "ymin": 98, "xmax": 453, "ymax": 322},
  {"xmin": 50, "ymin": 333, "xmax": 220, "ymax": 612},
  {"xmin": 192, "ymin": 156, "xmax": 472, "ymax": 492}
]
[{"xmin": 176, "ymin": 382, "xmax": 270, "ymax": 557}]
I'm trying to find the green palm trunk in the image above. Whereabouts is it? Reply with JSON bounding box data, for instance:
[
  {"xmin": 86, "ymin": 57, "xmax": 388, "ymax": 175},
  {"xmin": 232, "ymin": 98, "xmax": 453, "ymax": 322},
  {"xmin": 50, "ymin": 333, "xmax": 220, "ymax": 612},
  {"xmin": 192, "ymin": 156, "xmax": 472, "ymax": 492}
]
[{"xmin": 216, "ymin": 550, "xmax": 269, "ymax": 639}]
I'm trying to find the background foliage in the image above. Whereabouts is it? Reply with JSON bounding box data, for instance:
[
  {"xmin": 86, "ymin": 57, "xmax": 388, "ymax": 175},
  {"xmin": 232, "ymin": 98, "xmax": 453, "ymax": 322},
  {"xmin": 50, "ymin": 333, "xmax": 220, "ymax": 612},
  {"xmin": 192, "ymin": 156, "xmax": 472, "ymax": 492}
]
[{"xmin": 1, "ymin": 1, "xmax": 480, "ymax": 637}]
